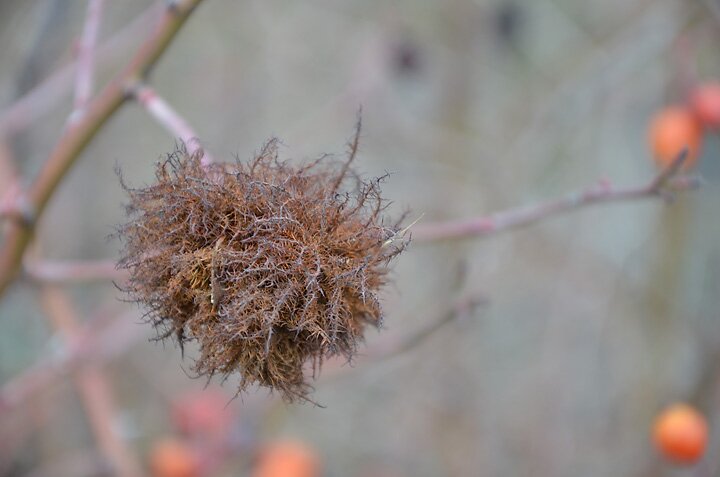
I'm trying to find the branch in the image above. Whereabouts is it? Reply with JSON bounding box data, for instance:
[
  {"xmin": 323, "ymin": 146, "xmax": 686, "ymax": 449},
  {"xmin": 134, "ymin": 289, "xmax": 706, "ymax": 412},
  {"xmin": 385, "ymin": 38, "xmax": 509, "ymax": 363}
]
[
  {"xmin": 129, "ymin": 83, "xmax": 214, "ymax": 165},
  {"xmin": 68, "ymin": 0, "xmax": 105, "ymax": 125},
  {"xmin": 24, "ymin": 259, "xmax": 127, "ymax": 284},
  {"xmin": 413, "ymin": 152, "xmax": 700, "ymax": 243},
  {"xmin": 371, "ymin": 291, "xmax": 486, "ymax": 360},
  {"xmin": 0, "ymin": 5, "xmax": 158, "ymax": 136},
  {"xmin": 40, "ymin": 287, "xmax": 143, "ymax": 477},
  {"xmin": 0, "ymin": 183, "xmax": 33, "ymax": 226},
  {"xmin": 0, "ymin": 308, "xmax": 145, "ymax": 418},
  {"xmin": 0, "ymin": 0, "xmax": 206, "ymax": 299},
  {"xmin": 321, "ymin": 290, "xmax": 486, "ymax": 383}
]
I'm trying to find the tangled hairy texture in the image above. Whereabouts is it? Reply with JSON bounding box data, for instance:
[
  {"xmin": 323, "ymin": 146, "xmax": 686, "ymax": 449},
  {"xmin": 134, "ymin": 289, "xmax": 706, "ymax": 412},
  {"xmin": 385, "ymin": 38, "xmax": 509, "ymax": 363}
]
[{"xmin": 118, "ymin": 136, "xmax": 404, "ymax": 401}]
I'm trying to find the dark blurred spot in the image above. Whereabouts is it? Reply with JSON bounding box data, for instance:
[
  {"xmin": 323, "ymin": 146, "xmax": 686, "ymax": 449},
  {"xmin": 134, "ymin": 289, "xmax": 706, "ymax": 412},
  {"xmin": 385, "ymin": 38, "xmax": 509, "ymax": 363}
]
[
  {"xmin": 393, "ymin": 39, "xmax": 422, "ymax": 76},
  {"xmin": 494, "ymin": 1, "xmax": 523, "ymax": 47}
]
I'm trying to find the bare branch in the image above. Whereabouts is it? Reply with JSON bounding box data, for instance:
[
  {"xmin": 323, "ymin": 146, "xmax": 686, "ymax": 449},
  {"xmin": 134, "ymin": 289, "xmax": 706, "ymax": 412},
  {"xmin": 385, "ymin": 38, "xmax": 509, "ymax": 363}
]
[
  {"xmin": 68, "ymin": 0, "xmax": 105, "ymax": 125},
  {"xmin": 320, "ymin": 290, "xmax": 486, "ymax": 383},
  {"xmin": 0, "ymin": 0, "xmax": 207, "ymax": 299},
  {"xmin": 413, "ymin": 152, "xmax": 700, "ymax": 243},
  {"xmin": 372, "ymin": 291, "xmax": 486, "ymax": 360},
  {"xmin": 0, "ymin": 5, "xmax": 158, "ymax": 136},
  {"xmin": 0, "ymin": 309, "xmax": 144, "ymax": 418},
  {"xmin": 24, "ymin": 259, "xmax": 127, "ymax": 284},
  {"xmin": 129, "ymin": 83, "xmax": 214, "ymax": 166},
  {"xmin": 40, "ymin": 287, "xmax": 143, "ymax": 477}
]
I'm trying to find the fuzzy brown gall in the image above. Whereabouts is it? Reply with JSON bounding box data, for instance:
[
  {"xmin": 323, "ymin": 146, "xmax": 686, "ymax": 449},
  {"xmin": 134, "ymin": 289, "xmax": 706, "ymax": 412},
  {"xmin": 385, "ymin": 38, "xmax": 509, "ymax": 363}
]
[{"xmin": 117, "ymin": 135, "xmax": 405, "ymax": 401}]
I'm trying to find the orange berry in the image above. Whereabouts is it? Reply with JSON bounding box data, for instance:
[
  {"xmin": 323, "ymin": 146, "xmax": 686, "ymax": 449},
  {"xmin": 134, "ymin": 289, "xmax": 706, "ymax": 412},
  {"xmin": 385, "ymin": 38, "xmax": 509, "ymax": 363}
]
[
  {"xmin": 252, "ymin": 440, "xmax": 321, "ymax": 477},
  {"xmin": 652, "ymin": 403, "xmax": 708, "ymax": 464},
  {"xmin": 691, "ymin": 82, "xmax": 720, "ymax": 130},
  {"xmin": 149, "ymin": 438, "xmax": 200, "ymax": 477},
  {"xmin": 647, "ymin": 106, "xmax": 702, "ymax": 169}
]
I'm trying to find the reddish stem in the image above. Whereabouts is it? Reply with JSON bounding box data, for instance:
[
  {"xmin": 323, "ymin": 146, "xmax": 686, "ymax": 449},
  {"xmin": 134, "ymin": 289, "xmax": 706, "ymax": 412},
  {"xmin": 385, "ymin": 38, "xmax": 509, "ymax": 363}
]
[
  {"xmin": 24, "ymin": 259, "xmax": 127, "ymax": 283},
  {"xmin": 68, "ymin": 0, "xmax": 105, "ymax": 125},
  {"xmin": 0, "ymin": 5, "xmax": 158, "ymax": 136},
  {"xmin": 0, "ymin": 0, "xmax": 206, "ymax": 299},
  {"xmin": 131, "ymin": 83, "xmax": 214, "ymax": 165},
  {"xmin": 413, "ymin": 154, "xmax": 698, "ymax": 243},
  {"xmin": 40, "ymin": 287, "xmax": 144, "ymax": 477}
]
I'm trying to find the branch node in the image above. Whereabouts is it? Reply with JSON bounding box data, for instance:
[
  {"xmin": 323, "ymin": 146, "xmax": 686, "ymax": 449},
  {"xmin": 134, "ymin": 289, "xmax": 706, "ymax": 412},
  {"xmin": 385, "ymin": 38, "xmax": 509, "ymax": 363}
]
[{"xmin": 649, "ymin": 148, "xmax": 688, "ymax": 193}]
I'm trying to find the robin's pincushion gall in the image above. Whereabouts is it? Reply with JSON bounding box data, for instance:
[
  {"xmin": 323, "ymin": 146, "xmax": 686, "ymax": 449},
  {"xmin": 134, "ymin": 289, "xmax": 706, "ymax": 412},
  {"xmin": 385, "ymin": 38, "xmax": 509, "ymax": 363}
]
[{"xmin": 118, "ymin": 131, "xmax": 405, "ymax": 401}]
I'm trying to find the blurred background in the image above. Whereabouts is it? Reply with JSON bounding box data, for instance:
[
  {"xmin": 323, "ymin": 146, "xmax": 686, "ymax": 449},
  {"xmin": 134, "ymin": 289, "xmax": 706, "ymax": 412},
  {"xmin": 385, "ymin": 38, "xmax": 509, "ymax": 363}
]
[{"xmin": 1, "ymin": 0, "xmax": 720, "ymax": 476}]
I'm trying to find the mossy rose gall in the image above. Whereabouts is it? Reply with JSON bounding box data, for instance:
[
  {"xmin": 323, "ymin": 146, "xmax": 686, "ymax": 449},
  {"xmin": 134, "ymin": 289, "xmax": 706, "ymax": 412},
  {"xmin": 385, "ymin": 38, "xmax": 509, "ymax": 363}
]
[{"xmin": 117, "ymin": 133, "xmax": 405, "ymax": 401}]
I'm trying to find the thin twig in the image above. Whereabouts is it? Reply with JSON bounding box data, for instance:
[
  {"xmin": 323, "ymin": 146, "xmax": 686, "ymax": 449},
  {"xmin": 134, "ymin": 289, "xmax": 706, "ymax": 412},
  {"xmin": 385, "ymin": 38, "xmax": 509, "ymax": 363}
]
[
  {"xmin": 40, "ymin": 287, "xmax": 143, "ymax": 477},
  {"xmin": 321, "ymin": 290, "xmax": 486, "ymax": 384},
  {"xmin": 371, "ymin": 291, "xmax": 486, "ymax": 361},
  {"xmin": 24, "ymin": 259, "xmax": 127, "ymax": 284},
  {"xmin": 0, "ymin": 308, "xmax": 144, "ymax": 418},
  {"xmin": 648, "ymin": 148, "xmax": 688, "ymax": 191},
  {"xmin": 0, "ymin": 0, "xmax": 206, "ymax": 299},
  {"xmin": 0, "ymin": 5, "xmax": 158, "ymax": 136},
  {"xmin": 68, "ymin": 0, "xmax": 105, "ymax": 125},
  {"xmin": 413, "ymin": 152, "xmax": 700, "ymax": 243},
  {"xmin": 129, "ymin": 83, "xmax": 214, "ymax": 165},
  {"xmin": 330, "ymin": 110, "xmax": 362, "ymax": 193}
]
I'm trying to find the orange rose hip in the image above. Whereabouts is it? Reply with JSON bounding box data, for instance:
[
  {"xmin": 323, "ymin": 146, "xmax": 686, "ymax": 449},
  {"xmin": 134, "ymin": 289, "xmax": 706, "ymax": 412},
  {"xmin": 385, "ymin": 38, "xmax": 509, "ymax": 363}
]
[
  {"xmin": 652, "ymin": 403, "xmax": 708, "ymax": 464},
  {"xmin": 648, "ymin": 106, "xmax": 702, "ymax": 169},
  {"xmin": 691, "ymin": 82, "xmax": 720, "ymax": 130},
  {"xmin": 252, "ymin": 440, "xmax": 321, "ymax": 477},
  {"xmin": 149, "ymin": 438, "xmax": 200, "ymax": 477}
]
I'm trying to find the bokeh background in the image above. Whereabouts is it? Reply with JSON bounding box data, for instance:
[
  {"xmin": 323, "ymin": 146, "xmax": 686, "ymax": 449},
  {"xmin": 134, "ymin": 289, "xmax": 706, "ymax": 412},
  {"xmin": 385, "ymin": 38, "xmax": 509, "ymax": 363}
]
[{"xmin": 1, "ymin": 0, "xmax": 720, "ymax": 476}]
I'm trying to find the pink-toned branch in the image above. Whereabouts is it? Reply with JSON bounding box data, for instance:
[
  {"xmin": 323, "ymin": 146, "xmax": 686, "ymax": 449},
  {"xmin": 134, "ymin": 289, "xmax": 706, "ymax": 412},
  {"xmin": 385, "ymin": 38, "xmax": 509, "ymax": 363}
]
[
  {"xmin": 371, "ymin": 291, "xmax": 486, "ymax": 360},
  {"xmin": 0, "ymin": 5, "xmax": 158, "ymax": 136},
  {"xmin": 0, "ymin": 183, "xmax": 33, "ymax": 225},
  {"xmin": 68, "ymin": 0, "xmax": 105, "ymax": 125},
  {"xmin": 0, "ymin": 308, "xmax": 145, "ymax": 417},
  {"xmin": 0, "ymin": 0, "xmax": 206, "ymax": 299},
  {"xmin": 24, "ymin": 259, "xmax": 127, "ymax": 284},
  {"xmin": 322, "ymin": 289, "xmax": 486, "ymax": 382},
  {"xmin": 0, "ymin": 135, "xmax": 22, "ymax": 223},
  {"xmin": 413, "ymin": 153, "xmax": 699, "ymax": 243},
  {"xmin": 40, "ymin": 287, "xmax": 143, "ymax": 477},
  {"xmin": 130, "ymin": 83, "xmax": 214, "ymax": 165}
]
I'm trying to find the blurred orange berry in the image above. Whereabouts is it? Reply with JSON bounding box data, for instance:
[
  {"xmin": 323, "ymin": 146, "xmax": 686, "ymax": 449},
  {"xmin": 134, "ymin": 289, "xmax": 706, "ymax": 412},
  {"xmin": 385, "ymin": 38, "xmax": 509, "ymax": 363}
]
[
  {"xmin": 652, "ymin": 403, "xmax": 708, "ymax": 464},
  {"xmin": 149, "ymin": 438, "xmax": 201, "ymax": 477},
  {"xmin": 172, "ymin": 389, "xmax": 234, "ymax": 437},
  {"xmin": 647, "ymin": 106, "xmax": 702, "ymax": 169},
  {"xmin": 691, "ymin": 82, "xmax": 720, "ymax": 130},
  {"xmin": 252, "ymin": 440, "xmax": 321, "ymax": 477}
]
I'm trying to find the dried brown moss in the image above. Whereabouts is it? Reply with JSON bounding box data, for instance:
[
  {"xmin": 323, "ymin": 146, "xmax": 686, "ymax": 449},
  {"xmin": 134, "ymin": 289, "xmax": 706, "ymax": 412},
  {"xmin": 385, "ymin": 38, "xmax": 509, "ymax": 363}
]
[{"xmin": 117, "ymin": 134, "xmax": 404, "ymax": 401}]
